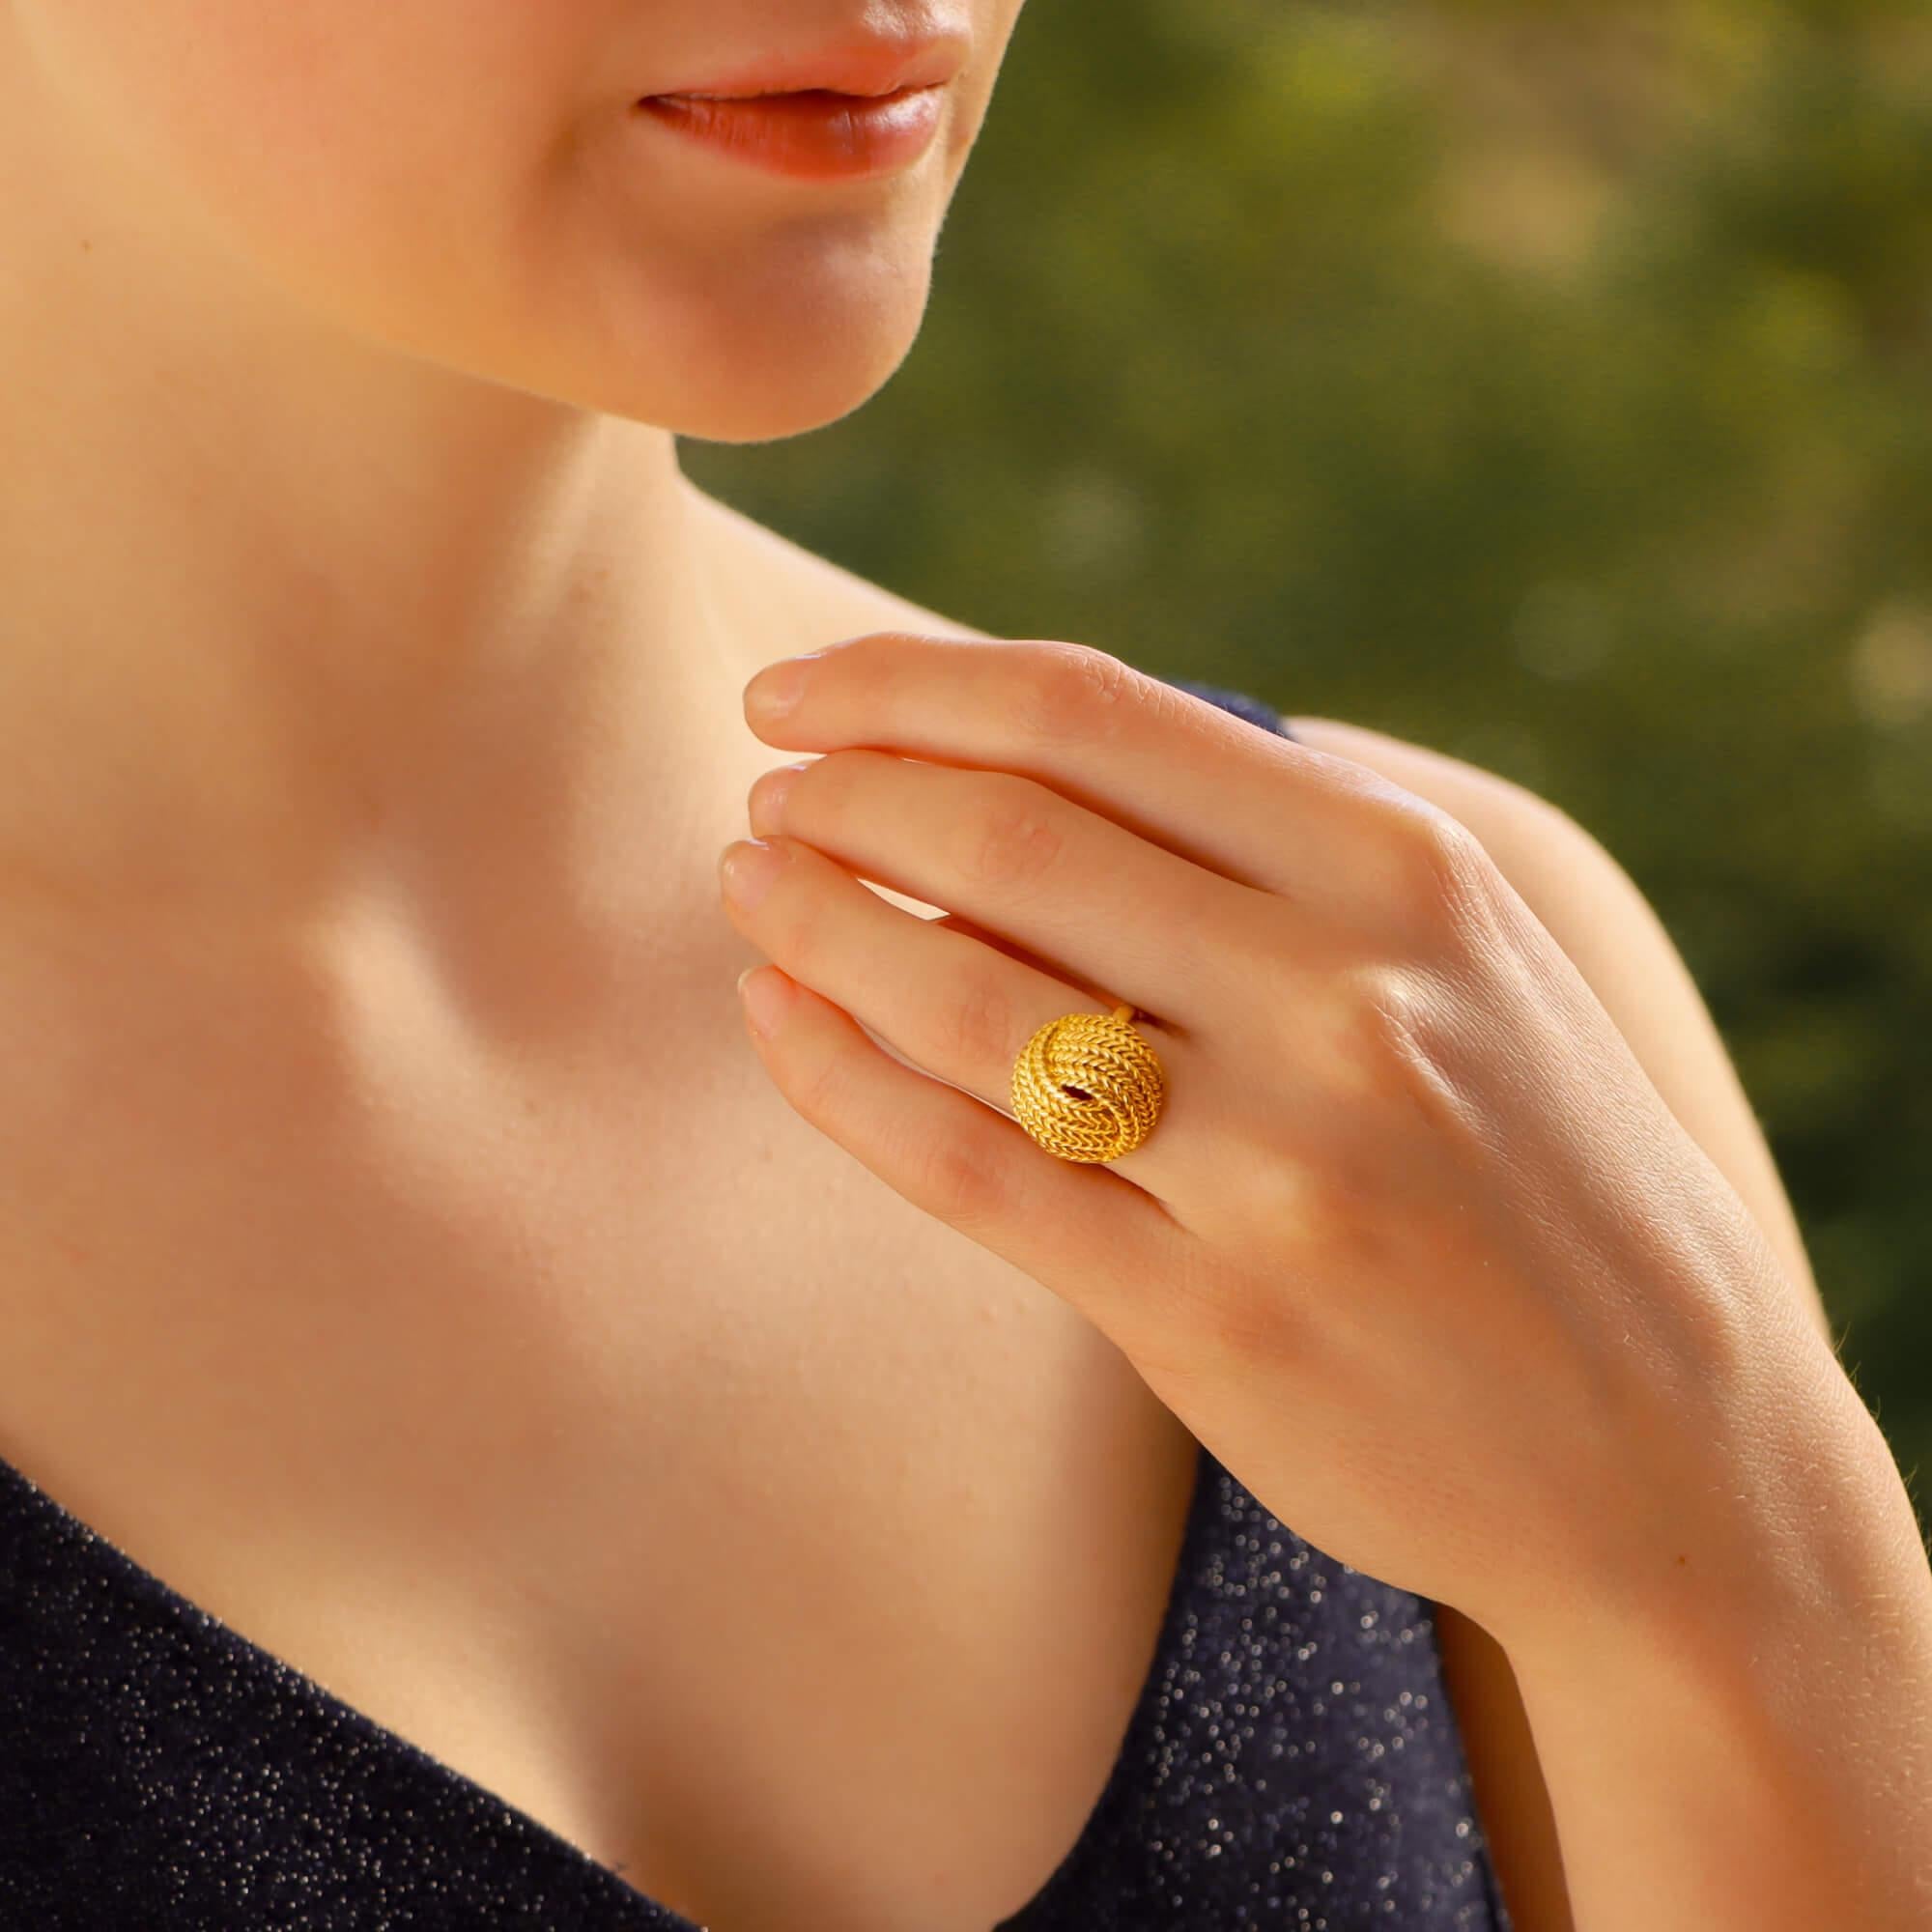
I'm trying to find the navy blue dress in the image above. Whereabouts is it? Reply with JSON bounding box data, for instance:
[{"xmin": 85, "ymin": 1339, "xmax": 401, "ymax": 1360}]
[{"xmin": 0, "ymin": 675, "xmax": 1514, "ymax": 1930}]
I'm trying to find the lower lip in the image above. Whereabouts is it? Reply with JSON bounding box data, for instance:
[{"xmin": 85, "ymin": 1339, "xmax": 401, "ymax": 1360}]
[{"xmin": 635, "ymin": 85, "xmax": 945, "ymax": 182}]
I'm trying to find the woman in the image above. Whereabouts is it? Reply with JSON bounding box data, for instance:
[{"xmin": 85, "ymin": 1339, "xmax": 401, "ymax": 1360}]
[{"xmin": 2, "ymin": 5, "xmax": 1927, "ymax": 1930}]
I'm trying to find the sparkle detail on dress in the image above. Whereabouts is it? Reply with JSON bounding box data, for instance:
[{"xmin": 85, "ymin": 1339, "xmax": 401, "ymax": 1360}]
[
  {"xmin": 0, "ymin": 1441, "xmax": 1511, "ymax": 1929},
  {"xmin": 993, "ymin": 1446, "xmax": 1514, "ymax": 1930}
]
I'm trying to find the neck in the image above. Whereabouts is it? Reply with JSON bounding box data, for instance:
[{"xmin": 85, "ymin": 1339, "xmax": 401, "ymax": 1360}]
[{"xmin": 0, "ymin": 145, "xmax": 780, "ymax": 949}]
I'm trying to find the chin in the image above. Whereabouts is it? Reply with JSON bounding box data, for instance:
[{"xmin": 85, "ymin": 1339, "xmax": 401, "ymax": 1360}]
[
  {"xmin": 605, "ymin": 237, "xmax": 940, "ymax": 443},
  {"xmin": 655, "ymin": 327, "xmax": 927, "ymax": 444}
]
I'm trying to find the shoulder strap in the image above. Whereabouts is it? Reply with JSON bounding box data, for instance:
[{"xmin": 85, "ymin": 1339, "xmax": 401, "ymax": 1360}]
[{"xmin": 1153, "ymin": 674, "xmax": 1296, "ymax": 742}]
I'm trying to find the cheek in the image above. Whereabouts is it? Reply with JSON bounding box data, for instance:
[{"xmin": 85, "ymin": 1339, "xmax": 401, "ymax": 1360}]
[{"xmin": 25, "ymin": 0, "xmax": 585, "ymax": 330}]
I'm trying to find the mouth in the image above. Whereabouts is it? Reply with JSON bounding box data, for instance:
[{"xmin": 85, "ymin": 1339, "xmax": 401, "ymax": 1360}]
[
  {"xmin": 633, "ymin": 82, "xmax": 949, "ymax": 182},
  {"xmin": 650, "ymin": 83, "xmax": 927, "ymax": 103},
  {"xmin": 661, "ymin": 81, "xmax": 923, "ymax": 101}
]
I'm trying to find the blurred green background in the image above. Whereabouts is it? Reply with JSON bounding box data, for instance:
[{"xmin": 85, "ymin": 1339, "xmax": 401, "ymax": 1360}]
[{"xmin": 682, "ymin": 1, "xmax": 1932, "ymax": 1537}]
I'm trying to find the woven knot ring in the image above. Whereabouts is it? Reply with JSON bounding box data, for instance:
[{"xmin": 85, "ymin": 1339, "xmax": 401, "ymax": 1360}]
[{"xmin": 1009, "ymin": 1003, "xmax": 1167, "ymax": 1164}]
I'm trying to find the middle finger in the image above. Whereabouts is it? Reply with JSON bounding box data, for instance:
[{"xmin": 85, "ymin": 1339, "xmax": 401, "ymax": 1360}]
[
  {"xmin": 744, "ymin": 747, "xmax": 1276, "ymax": 1030},
  {"xmin": 717, "ymin": 829, "xmax": 1213, "ymax": 1195}
]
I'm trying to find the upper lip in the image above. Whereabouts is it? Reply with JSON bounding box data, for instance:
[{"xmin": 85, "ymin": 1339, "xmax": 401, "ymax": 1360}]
[{"xmin": 644, "ymin": 24, "xmax": 969, "ymax": 100}]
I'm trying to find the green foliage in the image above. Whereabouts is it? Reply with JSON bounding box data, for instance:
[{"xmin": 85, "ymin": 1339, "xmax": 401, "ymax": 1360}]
[{"xmin": 682, "ymin": 1, "xmax": 1932, "ymax": 1524}]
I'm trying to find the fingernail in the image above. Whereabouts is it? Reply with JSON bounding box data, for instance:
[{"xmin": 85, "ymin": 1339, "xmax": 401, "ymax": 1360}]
[
  {"xmin": 720, "ymin": 838, "xmax": 784, "ymax": 912},
  {"xmin": 736, "ymin": 963, "xmax": 795, "ymax": 1038},
  {"xmin": 747, "ymin": 760, "xmax": 810, "ymax": 838},
  {"xmin": 745, "ymin": 654, "xmax": 820, "ymax": 722}
]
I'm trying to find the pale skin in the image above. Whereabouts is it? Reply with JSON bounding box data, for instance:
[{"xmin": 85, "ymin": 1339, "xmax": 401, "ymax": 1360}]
[{"xmin": 2, "ymin": 4, "xmax": 1927, "ymax": 1930}]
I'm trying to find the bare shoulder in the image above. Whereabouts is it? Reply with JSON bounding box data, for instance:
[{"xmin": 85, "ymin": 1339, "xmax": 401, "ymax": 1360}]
[{"xmin": 1282, "ymin": 714, "xmax": 1568, "ymax": 842}]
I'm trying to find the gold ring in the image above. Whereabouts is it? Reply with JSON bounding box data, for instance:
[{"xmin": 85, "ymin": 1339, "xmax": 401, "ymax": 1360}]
[{"xmin": 1009, "ymin": 1003, "xmax": 1166, "ymax": 1164}]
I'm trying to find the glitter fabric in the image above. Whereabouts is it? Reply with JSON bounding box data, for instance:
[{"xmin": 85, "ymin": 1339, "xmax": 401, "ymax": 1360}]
[
  {"xmin": 990, "ymin": 1439, "xmax": 1513, "ymax": 1932},
  {"xmin": 0, "ymin": 682, "xmax": 1513, "ymax": 1930}
]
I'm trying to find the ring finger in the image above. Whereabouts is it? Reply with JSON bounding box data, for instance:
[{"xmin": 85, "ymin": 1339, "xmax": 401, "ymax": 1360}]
[{"xmin": 718, "ymin": 830, "xmax": 1211, "ymax": 1202}]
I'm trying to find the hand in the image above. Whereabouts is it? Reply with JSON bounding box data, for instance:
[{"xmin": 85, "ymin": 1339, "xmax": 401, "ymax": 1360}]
[{"xmin": 719, "ymin": 632, "xmax": 1850, "ymax": 1656}]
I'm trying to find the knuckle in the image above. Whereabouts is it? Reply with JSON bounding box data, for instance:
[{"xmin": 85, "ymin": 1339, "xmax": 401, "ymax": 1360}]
[
  {"xmin": 1011, "ymin": 642, "xmax": 1144, "ymax": 747},
  {"xmin": 785, "ymin": 1032, "xmax": 855, "ymax": 1129},
  {"xmin": 787, "ymin": 745, "xmax": 865, "ymax": 823},
  {"xmin": 1322, "ymin": 964, "xmax": 1468, "ymax": 1152},
  {"xmin": 760, "ymin": 851, "xmax": 825, "ymax": 964},
  {"xmin": 1378, "ymin": 801, "xmax": 1496, "ymax": 948},
  {"xmin": 1331, "ymin": 963, "xmax": 1431, "ymax": 1094},
  {"xmin": 956, "ymin": 779, "xmax": 1066, "ymax": 890},
  {"xmin": 910, "ymin": 1128, "xmax": 1009, "ymax": 1232},
  {"xmin": 937, "ymin": 968, "xmax": 1018, "ymax": 1073}
]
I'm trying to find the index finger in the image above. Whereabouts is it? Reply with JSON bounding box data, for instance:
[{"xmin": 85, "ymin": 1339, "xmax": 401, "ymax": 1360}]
[{"xmin": 742, "ymin": 632, "xmax": 1446, "ymax": 911}]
